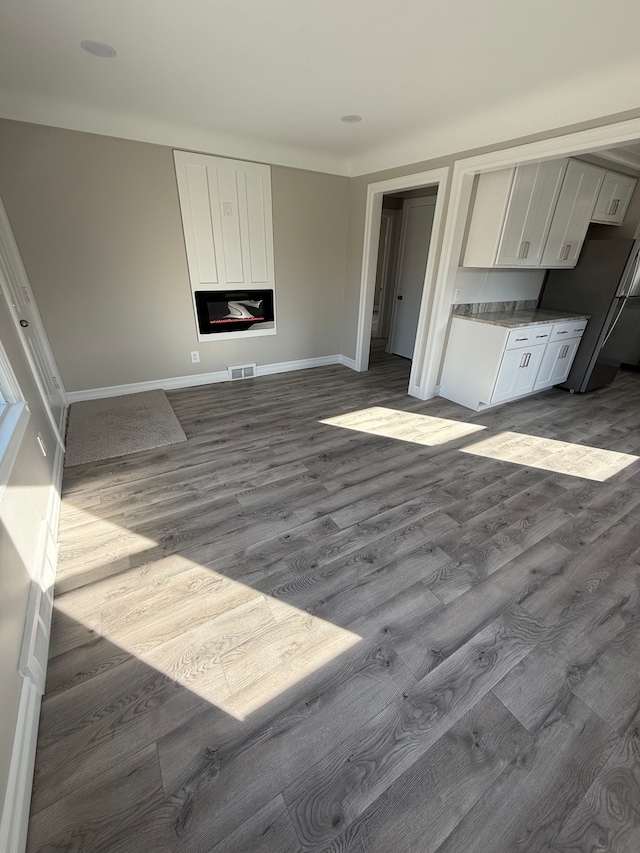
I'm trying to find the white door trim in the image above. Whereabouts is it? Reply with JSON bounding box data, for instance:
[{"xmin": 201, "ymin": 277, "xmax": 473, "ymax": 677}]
[
  {"xmin": 419, "ymin": 115, "xmax": 640, "ymax": 400},
  {"xmin": 354, "ymin": 167, "xmax": 450, "ymax": 399}
]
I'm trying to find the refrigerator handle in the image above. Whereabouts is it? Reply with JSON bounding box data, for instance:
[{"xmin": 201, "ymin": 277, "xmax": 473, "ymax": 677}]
[
  {"xmin": 601, "ymin": 295, "xmax": 628, "ymax": 348},
  {"xmin": 617, "ymin": 249, "xmax": 640, "ymax": 297},
  {"xmin": 631, "ymin": 259, "xmax": 640, "ymax": 297}
]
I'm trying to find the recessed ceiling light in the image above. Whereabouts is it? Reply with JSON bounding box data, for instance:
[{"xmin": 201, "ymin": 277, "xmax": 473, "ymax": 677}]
[
  {"xmin": 340, "ymin": 114, "xmax": 363, "ymax": 124},
  {"xmin": 81, "ymin": 40, "xmax": 117, "ymax": 58}
]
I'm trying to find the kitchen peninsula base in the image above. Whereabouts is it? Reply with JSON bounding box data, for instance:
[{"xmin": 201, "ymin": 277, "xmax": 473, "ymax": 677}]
[{"xmin": 439, "ymin": 311, "xmax": 588, "ymax": 411}]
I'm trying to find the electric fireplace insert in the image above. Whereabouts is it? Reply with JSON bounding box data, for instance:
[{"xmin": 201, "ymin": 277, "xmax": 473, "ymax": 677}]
[{"xmin": 194, "ymin": 289, "xmax": 275, "ymax": 334}]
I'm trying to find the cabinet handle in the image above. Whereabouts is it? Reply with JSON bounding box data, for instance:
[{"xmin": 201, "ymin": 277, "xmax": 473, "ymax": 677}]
[
  {"xmin": 559, "ymin": 243, "xmax": 571, "ymax": 261},
  {"xmin": 520, "ymin": 352, "xmax": 531, "ymax": 368},
  {"xmin": 536, "ymin": 334, "xmax": 548, "ymax": 338},
  {"xmin": 560, "ymin": 344, "xmax": 569, "ymax": 359},
  {"xmin": 556, "ymin": 330, "xmax": 568, "ymax": 335},
  {"xmin": 515, "ymin": 336, "xmax": 528, "ymax": 341},
  {"xmin": 608, "ymin": 198, "xmax": 620, "ymax": 216},
  {"xmin": 519, "ymin": 240, "xmax": 530, "ymax": 259}
]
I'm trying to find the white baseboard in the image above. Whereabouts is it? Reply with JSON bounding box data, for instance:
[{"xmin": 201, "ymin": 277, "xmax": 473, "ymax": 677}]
[
  {"xmin": 339, "ymin": 355, "xmax": 358, "ymax": 371},
  {"xmin": 0, "ymin": 440, "xmax": 63, "ymax": 853},
  {"xmin": 0, "ymin": 680, "xmax": 42, "ymax": 853},
  {"xmin": 65, "ymin": 370, "xmax": 229, "ymax": 402},
  {"xmin": 65, "ymin": 354, "xmax": 355, "ymax": 402},
  {"xmin": 257, "ymin": 355, "xmax": 343, "ymax": 376}
]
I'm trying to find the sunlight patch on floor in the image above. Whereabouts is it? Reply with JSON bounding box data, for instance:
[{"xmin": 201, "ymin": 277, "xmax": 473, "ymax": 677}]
[
  {"xmin": 54, "ymin": 554, "xmax": 361, "ymax": 720},
  {"xmin": 58, "ymin": 506, "xmax": 156, "ymax": 547},
  {"xmin": 460, "ymin": 431, "xmax": 638, "ymax": 481},
  {"xmin": 320, "ymin": 406, "xmax": 486, "ymax": 446},
  {"xmin": 55, "ymin": 505, "xmax": 159, "ymax": 588}
]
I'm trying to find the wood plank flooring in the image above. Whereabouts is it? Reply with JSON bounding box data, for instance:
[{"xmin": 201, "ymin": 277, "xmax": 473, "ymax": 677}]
[{"xmin": 28, "ymin": 343, "xmax": 640, "ymax": 852}]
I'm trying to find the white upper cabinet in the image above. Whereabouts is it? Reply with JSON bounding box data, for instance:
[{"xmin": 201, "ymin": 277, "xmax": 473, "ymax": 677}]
[
  {"xmin": 591, "ymin": 170, "xmax": 637, "ymax": 225},
  {"xmin": 540, "ymin": 160, "xmax": 604, "ymax": 268},
  {"xmin": 463, "ymin": 160, "xmax": 568, "ymax": 268},
  {"xmin": 496, "ymin": 160, "xmax": 568, "ymax": 267},
  {"xmin": 461, "ymin": 158, "xmax": 620, "ymax": 270},
  {"xmin": 173, "ymin": 150, "xmax": 275, "ymax": 293}
]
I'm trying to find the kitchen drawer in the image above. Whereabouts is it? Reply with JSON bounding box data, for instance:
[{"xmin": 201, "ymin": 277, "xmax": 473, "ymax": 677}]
[
  {"xmin": 549, "ymin": 320, "xmax": 587, "ymax": 342},
  {"xmin": 505, "ymin": 324, "xmax": 553, "ymax": 350}
]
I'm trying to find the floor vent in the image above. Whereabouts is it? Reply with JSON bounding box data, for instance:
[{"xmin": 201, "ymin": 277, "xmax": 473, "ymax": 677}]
[{"xmin": 228, "ymin": 363, "xmax": 257, "ymax": 381}]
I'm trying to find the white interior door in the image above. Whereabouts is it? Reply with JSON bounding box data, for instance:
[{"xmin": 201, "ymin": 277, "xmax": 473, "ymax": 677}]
[
  {"xmin": 0, "ymin": 199, "xmax": 66, "ymax": 445},
  {"xmin": 388, "ymin": 197, "xmax": 436, "ymax": 359}
]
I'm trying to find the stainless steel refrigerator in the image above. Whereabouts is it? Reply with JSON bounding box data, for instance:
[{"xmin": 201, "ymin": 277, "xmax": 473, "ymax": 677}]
[{"xmin": 538, "ymin": 237, "xmax": 640, "ymax": 392}]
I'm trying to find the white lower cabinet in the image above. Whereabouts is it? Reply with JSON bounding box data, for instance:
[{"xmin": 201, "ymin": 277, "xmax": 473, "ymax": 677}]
[
  {"xmin": 533, "ymin": 338, "xmax": 580, "ymax": 390},
  {"xmin": 492, "ymin": 345, "xmax": 546, "ymax": 403},
  {"xmin": 439, "ymin": 316, "xmax": 586, "ymax": 411}
]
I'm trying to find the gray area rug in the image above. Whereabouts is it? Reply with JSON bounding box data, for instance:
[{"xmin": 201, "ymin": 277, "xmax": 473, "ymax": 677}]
[{"xmin": 64, "ymin": 389, "xmax": 187, "ymax": 467}]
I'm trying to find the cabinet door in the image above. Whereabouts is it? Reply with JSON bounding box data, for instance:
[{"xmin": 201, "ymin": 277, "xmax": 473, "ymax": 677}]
[
  {"xmin": 491, "ymin": 348, "xmax": 524, "ymax": 402},
  {"xmin": 541, "ymin": 161, "xmax": 603, "ymax": 268},
  {"xmin": 591, "ymin": 172, "xmax": 637, "ymax": 225},
  {"xmin": 534, "ymin": 339, "xmax": 581, "ymax": 390},
  {"xmin": 550, "ymin": 339, "xmax": 580, "ymax": 385},
  {"xmin": 496, "ymin": 160, "xmax": 568, "ymax": 267},
  {"xmin": 491, "ymin": 345, "xmax": 545, "ymax": 403},
  {"xmin": 513, "ymin": 345, "xmax": 546, "ymax": 395}
]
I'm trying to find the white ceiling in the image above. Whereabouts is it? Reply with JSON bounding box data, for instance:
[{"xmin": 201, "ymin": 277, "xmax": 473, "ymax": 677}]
[{"xmin": 2, "ymin": 1, "xmax": 640, "ymax": 175}]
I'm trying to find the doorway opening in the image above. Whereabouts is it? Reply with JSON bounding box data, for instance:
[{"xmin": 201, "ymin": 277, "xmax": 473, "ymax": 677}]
[
  {"xmin": 354, "ymin": 167, "xmax": 449, "ymax": 399},
  {"xmin": 372, "ymin": 187, "xmax": 438, "ymax": 363}
]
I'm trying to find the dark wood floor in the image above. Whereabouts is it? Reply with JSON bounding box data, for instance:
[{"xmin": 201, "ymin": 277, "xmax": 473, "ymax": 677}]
[{"xmin": 28, "ymin": 343, "xmax": 640, "ymax": 852}]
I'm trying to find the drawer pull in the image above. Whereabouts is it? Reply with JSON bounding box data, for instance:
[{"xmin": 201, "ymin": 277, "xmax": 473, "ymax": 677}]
[
  {"xmin": 515, "ymin": 336, "xmax": 528, "ymax": 341},
  {"xmin": 556, "ymin": 330, "xmax": 568, "ymax": 335},
  {"xmin": 536, "ymin": 334, "xmax": 548, "ymax": 338}
]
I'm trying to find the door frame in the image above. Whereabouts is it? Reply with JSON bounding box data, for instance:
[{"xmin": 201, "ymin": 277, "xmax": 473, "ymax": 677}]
[
  {"xmin": 388, "ymin": 195, "xmax": 437, "ymax": 358},
  {"xmin": 354, "ymin": 167, "xmax": 449, "ymax": 397},
  {"xmin": 420, "ymin": 115, "xmax": 640, "ymax": 400}
]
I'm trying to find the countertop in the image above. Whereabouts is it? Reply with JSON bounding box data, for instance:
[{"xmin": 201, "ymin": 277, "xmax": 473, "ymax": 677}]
[{"xmin": 455, "ymin": 308, "xmax": 590, "ymax": 328}]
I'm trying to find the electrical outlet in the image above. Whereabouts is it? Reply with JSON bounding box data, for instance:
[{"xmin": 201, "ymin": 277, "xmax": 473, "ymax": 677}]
[
  {"xmin": 453, "ymin": 288, "xmax": 461, "ymax": 302},
  {"xmin": 191, "ymin": 351, "xmax": 200, "ymax": 364}
]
